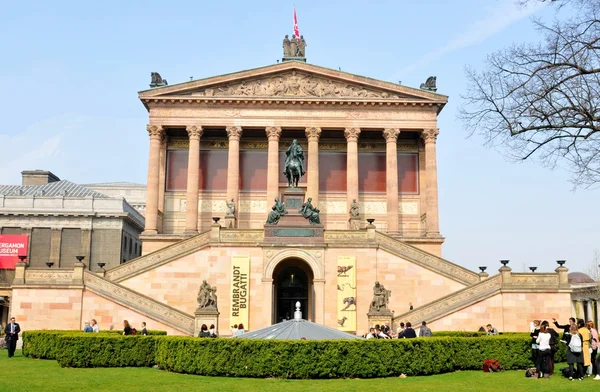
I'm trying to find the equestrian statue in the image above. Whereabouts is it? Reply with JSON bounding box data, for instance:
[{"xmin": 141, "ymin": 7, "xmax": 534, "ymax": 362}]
[{"xmin": 283, "ymin": 139, "xmax": 305, "ymax": 188}]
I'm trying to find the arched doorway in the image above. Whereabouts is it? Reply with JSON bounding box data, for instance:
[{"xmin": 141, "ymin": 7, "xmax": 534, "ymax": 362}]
[{"xmin": 272, "ymin": 258, "xmax": 314, "ymax": 323}]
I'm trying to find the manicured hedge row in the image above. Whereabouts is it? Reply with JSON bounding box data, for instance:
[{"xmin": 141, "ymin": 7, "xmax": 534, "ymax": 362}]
[
  {"xmin": 24, "ymin": 330, "xmax": 566, "ymax": 378},
  {"xmin": 56, "ymin": 335, "xmax": 159, "ymax": 368},
  {"xmin": 22, "ymin": 330, "xmax": 166, "ymax": 359}
]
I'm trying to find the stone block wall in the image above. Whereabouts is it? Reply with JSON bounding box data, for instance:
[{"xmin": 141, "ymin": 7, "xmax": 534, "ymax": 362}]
[
  {"xmin": 427, "ymin": 291, "xmax": 572, "ymax": 333},
  {"xmin": 10, "ymin": 287, "xmax": 84, "ymax": 330}
]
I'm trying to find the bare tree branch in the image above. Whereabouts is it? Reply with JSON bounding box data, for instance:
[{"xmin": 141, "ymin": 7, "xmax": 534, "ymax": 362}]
[{"xmin": 460, "ymin": 0, "xmax": 600, "ymax": 187}]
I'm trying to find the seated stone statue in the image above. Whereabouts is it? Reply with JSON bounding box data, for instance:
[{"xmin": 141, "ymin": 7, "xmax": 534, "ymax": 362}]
[
  {"xmin": 266, "ymin": 198, "xmax": 287, "ymax": 225},
  {"xmin": 369, "ymin": 281, "xmax": 391, "ymax": 313},
  {"xmin": 225, "ymin": 198, "xmax": 235, "ymax": 217},
  {"xmin": 349, "ymin": 199, "xmax": 359, "ymax": 218},
  {"xmin": 299, "ymin": 197, "xmax": 321, "ymax": 225}
]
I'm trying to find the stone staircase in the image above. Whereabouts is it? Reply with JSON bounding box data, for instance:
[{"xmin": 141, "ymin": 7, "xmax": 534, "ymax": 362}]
[
  {"xmin": 84, "ymin": 271, "xmax": 194, "ymax": 335},
  {"xmin": 375, "ymin": 232, "xmax": 480, "ymax": 285},
  {"xmin": 392, "ymin": 275, "xmax": 502, "ymax": 326},
  {"xmin": 105, "ymin": 231, "xmax": 211, "ymax": 282}
]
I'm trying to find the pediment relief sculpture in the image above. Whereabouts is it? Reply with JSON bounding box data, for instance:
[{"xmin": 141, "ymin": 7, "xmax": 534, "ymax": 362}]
[{"xmin": 186, "ymin": 72, "xmax": 406, "ymax": 99}]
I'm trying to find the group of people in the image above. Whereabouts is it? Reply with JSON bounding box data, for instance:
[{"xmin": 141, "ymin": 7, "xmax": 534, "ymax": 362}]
[
  {"xmin": 530, "ymin": 317, "xmax": 599, "ymax": 380},
  {"xmin": 82, "ymin": 319, "xmax": 148, "ymax": 336},
  {"xmin": 198, "ymin": 324, "xmax": 218, "ymax": 338},
  {"xmin": 363, "ymin": 321, "xmax": 432, "ymax": 339}
]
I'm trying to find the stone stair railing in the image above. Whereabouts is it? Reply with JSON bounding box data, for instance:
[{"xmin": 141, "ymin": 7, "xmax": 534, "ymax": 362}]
[
  {"xmin": 105, "ymin": 231, "xmax": 211, "ymax": 282},
  {"xmin": 375, "ymin": 232, "xmax": 480, "ymax": 285},
  {"xmin": 392, "ymin": 275, "xmax": 503, "ymax": 326},
  {"xmin": 84, "ymin": 272, "xmax": 194, "ymax": 335}
]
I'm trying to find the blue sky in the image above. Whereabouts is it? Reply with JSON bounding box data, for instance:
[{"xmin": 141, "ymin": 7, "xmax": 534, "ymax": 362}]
[{"xmin": 1, "ymin": 0, "xmax": 598, "ymax": 273}]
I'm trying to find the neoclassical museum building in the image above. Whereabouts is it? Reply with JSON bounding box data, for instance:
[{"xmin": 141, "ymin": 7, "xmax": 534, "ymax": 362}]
[{"xmin": 7, "ymin": 55, "xmax": 597, "ymax": 335}]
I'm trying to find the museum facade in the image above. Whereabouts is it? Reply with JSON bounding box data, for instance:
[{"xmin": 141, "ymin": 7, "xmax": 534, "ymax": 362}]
[{"xmin": 7, "ymin": 60, "xmax": 594, "ymax": 336}]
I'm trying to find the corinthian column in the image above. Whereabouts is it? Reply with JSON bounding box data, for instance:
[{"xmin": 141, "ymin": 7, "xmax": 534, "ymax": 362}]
[
  {"xmin": 226, "ymin": 126, "xmax": 243, "ymax": 210},
  {"xmin": 305, "ymin": 127, "xmax": 322, "ymax": 206},
  {"xmin": 344, "ymin": 128, "xmax": 361, "ymax": 211},
  {"xmin": 384, "ymin": 128, "xmax": 400, "ymax": 234},
  {"xmin": 266, "ymin": 126, "xmax": 282, "ymax": 204},
  {"xmin": 143, "ymin": 124, "xmax": 164, "ymax": 235},
  {"xmin": 185, "ymin": 125, "xmax": 203, "ymax": 234},
  {"xmin": 422, "ymin": 129, "xmax": 440, "ymax": 236}
]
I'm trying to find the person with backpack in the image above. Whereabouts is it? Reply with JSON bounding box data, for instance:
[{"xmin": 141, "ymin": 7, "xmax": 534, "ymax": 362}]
[{"xmin": 567, "ymin": 324, "xmax": 585, "ymax": 380}]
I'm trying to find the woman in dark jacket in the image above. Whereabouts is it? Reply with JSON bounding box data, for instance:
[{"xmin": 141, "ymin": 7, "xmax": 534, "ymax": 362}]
[{"xmin": 123, "ymin": 320, "xmax": 132, "ymax": 336}]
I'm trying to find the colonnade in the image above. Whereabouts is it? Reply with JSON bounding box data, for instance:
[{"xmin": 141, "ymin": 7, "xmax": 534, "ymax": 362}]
[{"xmin": 142, "ymin": 124, "xmax": 441, "ymax": 236}]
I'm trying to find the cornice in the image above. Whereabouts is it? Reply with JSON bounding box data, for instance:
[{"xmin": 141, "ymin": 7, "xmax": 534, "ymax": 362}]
[{"xmin": 143, "ymin": 97, "xmax": 445, "ymax": 110}]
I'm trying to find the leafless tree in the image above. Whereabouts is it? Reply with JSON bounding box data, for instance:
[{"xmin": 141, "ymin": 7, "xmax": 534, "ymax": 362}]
[{"xmin": 460, "ymin": 0, "xmax": 600, "ymax": 187}]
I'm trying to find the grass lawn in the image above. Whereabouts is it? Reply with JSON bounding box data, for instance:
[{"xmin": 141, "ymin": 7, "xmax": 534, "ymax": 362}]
[{"xmin": 1, "ymin": 349, "xmax": 596, "ymax": 392}]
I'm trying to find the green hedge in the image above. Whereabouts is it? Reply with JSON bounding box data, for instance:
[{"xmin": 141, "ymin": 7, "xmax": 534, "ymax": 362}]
[
  {"xmin": 23, "ymin": 330, "xmax": 567, "ymax": 378},
  {"xmin": 22, "ymin": 330, "xmax": 166, "ymax": 359},
  {"xmin": 56, "ymin": 335, "xmax": 159, "ymax": 368}
]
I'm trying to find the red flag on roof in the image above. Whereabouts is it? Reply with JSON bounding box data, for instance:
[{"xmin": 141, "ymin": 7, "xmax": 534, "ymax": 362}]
[{"xmin": 293, "ymin": 7, "xmax": 300, "ymax": 39}]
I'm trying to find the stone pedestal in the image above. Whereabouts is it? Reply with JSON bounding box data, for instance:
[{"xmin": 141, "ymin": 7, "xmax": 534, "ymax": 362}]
[
  {"xmin": 349, "ymin": 217, "xmax": 360, "ymax": 230},
  {"xmin": 367, "ymin": 311, "xmax": 393, "ymax": 328},
  {"xmin": 281, "ymin": 188, "xmax": 305, "ymax": 211},
  {"xmin": 194, "ymin": 308, "xmax": 220, "ymax": 337},
  {"xmin": 223, "ymin": 216, "xmax": 236, "ymax": 229},
  {"xmin": 264, "ymin": 188, "xmax": 324, "ymax": 243}
]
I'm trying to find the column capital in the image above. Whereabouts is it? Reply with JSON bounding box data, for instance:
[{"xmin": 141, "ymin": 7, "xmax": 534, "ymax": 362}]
[
  {"xmin": 421, "ymin": 128, "xmax": 439, "ymax": 143},
  {"xmin": 344, "ymin": 127, "xmax": 361, "ymax": 142},
  {"xmin": 305, "ymin": 127, "xmax": 322, "ymax": 142},
  {"xmin": 226, "ymin": 126, "xmax": 243, "ymax": 141},
  {"xmin": 383, "ymin": 128, "xmax": 400, "ymax": 143},
  {"xmin": 146, "ymin": 124, "xmax": 164, "ymax": 139},
  {"xmin": 186, "ymin": 125, "xmax": 203, "ymax": 140},
  {"xmin": 266, "ymin": 126, "xmax": 282, "ymax": 141}
]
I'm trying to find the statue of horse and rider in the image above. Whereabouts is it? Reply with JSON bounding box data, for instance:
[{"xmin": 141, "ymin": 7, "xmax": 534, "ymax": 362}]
[{"xmin": 283, "ymin": 139, "xmax": 305, "ymax": 188}]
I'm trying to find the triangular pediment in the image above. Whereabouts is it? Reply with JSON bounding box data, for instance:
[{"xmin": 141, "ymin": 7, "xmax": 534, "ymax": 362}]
[{"xmin": 139, "ymin": 62, "xmax": 446, "ymax": 103}]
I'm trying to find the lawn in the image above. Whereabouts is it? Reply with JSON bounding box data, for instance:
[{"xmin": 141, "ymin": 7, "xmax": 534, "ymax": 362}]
[{"xmin": 1, "ymin": 349, "xmax": 594, "ymax": 392}]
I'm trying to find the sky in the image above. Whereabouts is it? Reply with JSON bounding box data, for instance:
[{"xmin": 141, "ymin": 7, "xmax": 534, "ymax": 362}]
[{"xmin": 1, "ymin": 0, "xmax": 598, "ymax": 274}]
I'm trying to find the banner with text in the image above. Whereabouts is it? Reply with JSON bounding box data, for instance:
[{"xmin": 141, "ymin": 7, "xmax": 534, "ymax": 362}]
[
  {"xmin": 337, "ymin": 255, "xmax": 357, "ymax": 332},
  {"xmin": 0, "ymin": 235, "xmax": 29, "ymax": 269},
  {"xmin": 230, "ymin": 255, "xmax": 250, "ymax": 329}
]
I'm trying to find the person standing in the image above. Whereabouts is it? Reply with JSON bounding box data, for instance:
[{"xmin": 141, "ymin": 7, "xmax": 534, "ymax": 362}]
[
  {"xmin": 4, "ymin": 317, "xmax": 21, "ymax": 358},
  {"xmin": 141, "ymin": 322, "xmax": 148, "ymax": 336},
  {"xmin": 566, "ymin": 324, "xmax": 585, "ymax": 380},
  {"xmin": 419, "ymin": 321, "xmax": 432, "ymax": 337},
  {"xmin": 578, "ymin": 319, "xmax": 592, "ymax": 374},
  {"xmin": 123, "ymin": 320, "xmax": 132, "ymax": 336},
  {"xmin": 541, "ymin": 320, "xmax": 559, "ymax": 375},
  {"xmin": 91, "ymin": 319, "xmax": 100, "ymax": 333},
  {"xmin": 553, "ymin": 317, "xmax": 575, "ymax": 342},
  {"xmin": 535, "ymin": 324, "xmax": 552, "ymax": 378}
]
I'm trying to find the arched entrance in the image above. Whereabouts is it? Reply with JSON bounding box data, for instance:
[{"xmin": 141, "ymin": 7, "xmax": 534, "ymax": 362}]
[{"xmin": 272, "ymin": 258, "xmax": 314, "ymax": 323}]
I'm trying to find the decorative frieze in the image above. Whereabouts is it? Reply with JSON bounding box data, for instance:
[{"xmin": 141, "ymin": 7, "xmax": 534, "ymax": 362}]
[
  {"xmin": 219, "ymin": 229, "xmax": 264, "ymax": 243},
  {"xmin": 23, "ymin": 269, "xmax": 74, "ymax": 285},
  {"xmin": 238, "ymin": 200, "xmax": 267, "ymax": 214}
]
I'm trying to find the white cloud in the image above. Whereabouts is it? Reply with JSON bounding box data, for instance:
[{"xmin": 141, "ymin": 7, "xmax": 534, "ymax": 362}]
[{"xmin": 392, "ymin": 0, "xmax": 546, "ymax": 77}]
